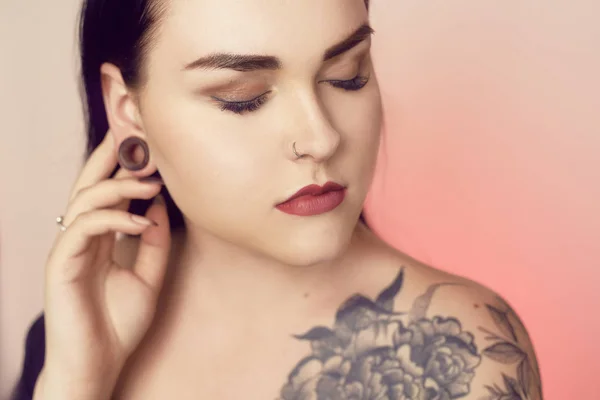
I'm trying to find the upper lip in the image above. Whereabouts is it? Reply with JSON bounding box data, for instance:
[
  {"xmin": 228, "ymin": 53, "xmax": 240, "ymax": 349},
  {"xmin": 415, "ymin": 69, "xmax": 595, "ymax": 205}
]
[{"xmin": 278, "ymin": 181, "xmax": 346, "ymax": 204}]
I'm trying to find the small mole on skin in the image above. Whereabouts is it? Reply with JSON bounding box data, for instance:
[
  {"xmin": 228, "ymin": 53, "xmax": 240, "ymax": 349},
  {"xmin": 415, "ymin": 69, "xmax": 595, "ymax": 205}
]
[
  {"xmin": 474, "ymin": 303, "xmax": 480, "ymax": 309},
  {"xmin": 304, "ymin": 292, "xmax": 310, "ymax": 298}
]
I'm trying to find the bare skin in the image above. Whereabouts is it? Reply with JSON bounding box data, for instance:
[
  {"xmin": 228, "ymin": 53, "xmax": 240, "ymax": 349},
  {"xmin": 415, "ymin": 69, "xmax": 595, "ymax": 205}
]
[
  {"xmin": 111, "ymin": 231, "xmax": 543, "ymax": 400},
  {"xmin": 34, "ymin": 0, "xmax": 543, "ymax": 399}
]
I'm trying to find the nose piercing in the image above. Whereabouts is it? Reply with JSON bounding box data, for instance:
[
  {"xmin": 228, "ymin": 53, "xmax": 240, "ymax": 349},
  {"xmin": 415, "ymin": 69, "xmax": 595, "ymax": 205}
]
[{"xmin": 293, "ymin": 142, "xmax": 303, "ymax": 159}]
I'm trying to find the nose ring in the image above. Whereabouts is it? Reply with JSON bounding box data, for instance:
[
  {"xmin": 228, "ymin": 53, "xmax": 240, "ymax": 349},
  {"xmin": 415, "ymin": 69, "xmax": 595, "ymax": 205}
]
[{"xmin": 293, "ymin": 142, "xmax": 303, "ymax": 159}]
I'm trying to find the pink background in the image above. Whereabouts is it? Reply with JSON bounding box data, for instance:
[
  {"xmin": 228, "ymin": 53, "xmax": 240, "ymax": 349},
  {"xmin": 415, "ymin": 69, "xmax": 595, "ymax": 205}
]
[{"xmin": 1, "ymin": 0, "xmax": 598, "ymax": 398}]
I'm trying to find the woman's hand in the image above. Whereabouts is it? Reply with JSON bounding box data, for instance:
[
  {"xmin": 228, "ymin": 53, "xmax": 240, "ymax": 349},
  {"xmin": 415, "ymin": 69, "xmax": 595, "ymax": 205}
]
[{"xmin": 34, "ymin": 133, "xmax": 171, "ymax": 400}]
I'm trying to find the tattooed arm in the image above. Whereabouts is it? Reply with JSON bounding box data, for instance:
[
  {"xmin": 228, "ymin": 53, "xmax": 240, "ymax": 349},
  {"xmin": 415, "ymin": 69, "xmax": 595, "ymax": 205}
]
[
  {"xmin": 414, "ymin": 276, "xmax": 544, "ymax": 400},
  {"xmin": 278, "ymin": 268, "xmax": 543, "ymax": 400}
]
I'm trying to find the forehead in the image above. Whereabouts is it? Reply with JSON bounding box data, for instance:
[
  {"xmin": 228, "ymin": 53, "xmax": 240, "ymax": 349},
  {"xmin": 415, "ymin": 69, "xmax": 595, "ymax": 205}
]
[{"xmin": 155, "ymin": 0, "xmax": 368, "ymax": 67}]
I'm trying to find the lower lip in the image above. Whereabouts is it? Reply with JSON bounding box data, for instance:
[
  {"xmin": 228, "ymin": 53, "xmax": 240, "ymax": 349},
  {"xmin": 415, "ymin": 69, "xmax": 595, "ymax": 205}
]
[{"xmin": 276, "ymin": 189, "xmax": 346, "ymax": 216}]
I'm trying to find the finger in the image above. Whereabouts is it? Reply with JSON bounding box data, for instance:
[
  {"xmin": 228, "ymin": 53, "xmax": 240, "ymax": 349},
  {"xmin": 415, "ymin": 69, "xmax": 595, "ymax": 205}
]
[
  {"xmin": 111, "ymin": 168, "xmax": 159, "ymax": 214},
  {"xmin": 132, "ymin": 194, "xmax": 171, "ymax": 292},
  {"xmin": 68, "ymin": 132, "xmax": 118, "ymax": 203},
  {"xmin": 114, "ymin": 166, "xmax": 136, "ymax": 180},
  {"xmin": 61, "ymin": 178, "xmax": 164, "ymax": 227},
  {"xmin": 48, "ymin": 209, "xmax": 158, "ymax": 278}
]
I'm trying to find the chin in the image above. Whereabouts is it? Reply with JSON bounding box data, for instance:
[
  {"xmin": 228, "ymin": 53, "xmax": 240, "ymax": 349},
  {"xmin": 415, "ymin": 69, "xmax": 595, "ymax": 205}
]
[{"xmin": 274, "ymin": 223, "xmax": 356, "ymax": 267}]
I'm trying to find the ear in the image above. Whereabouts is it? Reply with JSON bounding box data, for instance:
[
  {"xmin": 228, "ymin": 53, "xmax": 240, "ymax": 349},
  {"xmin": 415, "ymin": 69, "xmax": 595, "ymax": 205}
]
[{"xmin": 100, "ymin": 62, "xmax": 157, "ymax": 176}]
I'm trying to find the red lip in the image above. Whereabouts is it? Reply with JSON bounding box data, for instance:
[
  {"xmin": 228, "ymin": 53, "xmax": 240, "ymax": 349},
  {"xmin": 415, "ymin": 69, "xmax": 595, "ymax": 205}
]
[
  {"xmin": 280, "ymin": 181, "xmax": 346, "ymax": 203},
  {"xmin": 276, "ymin": 181, "xmax": 346, "ymax": 216}
]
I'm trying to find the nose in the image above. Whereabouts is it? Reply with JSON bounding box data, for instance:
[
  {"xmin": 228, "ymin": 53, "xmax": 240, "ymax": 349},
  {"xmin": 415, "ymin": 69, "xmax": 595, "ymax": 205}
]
[{"xmin": 289, "ymin": 90, "xmax": 341, "ymax": 162}]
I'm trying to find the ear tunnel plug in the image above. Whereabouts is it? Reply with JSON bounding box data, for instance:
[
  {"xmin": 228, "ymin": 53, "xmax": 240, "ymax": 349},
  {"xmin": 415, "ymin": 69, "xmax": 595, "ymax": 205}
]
[{"xmin": 118, "ymin": 136, "xmax": 150, "ymax": 171}]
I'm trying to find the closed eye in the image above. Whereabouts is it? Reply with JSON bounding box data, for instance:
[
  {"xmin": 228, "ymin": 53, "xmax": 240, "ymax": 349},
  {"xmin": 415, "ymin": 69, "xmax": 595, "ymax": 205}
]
[
  {"xmin": 212, "ymin": 91, "xmax": 271, "ymax": 115},
  {"xmin": 326, "ymin": 74, "xmax": 370, "ymax": 91},
  {"xmin": 214, "ymin": 74, "xmax": 370, "ymax": 115}
]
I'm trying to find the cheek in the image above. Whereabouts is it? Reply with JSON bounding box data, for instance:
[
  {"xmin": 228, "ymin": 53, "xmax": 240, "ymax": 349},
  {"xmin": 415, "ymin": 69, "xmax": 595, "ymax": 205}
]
[
  {"xmin": 326, "ymin": 81, "xmax": 383, "ymax": 181},
  {"xmin": 143, "ymin": 99, "xmax": 274, "ymax": 221}
]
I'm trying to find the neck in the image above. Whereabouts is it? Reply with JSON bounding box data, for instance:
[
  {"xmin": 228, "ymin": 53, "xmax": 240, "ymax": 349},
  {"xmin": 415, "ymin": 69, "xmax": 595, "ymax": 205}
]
[{"xmin": 160, "ymin": 221, "xmax": 374, "ymax": 325}]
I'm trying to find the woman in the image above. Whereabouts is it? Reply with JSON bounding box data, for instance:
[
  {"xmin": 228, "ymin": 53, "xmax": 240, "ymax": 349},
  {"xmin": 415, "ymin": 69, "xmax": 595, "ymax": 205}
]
[{"xmin": 12, "ymin": 0, "xmax": 543, "ymax": 399}]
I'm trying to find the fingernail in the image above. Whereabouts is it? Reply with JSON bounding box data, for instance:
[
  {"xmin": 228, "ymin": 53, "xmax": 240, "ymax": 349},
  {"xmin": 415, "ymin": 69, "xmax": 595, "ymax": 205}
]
[
  {"xmin": 131, "ymin": 214, "xmax": 159, "ymax": 226},
  {"xmin": 139, "ymin": 177, "xmax": 165, "ymax": 185}
]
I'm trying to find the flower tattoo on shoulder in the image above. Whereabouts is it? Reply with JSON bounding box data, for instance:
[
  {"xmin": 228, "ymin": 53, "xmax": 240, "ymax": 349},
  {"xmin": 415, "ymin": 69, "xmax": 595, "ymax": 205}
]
[{"xmin": 278, "ymin": 269, "xmax": 483, "ymax": 400}]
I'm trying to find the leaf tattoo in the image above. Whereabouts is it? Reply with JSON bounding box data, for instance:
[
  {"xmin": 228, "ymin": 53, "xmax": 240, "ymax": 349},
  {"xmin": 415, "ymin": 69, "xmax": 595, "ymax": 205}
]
[
  {"xmin": 374, "ymin": 267, "xmax": 404, "ymax": 312},
  {"xmin": 483, "ymin": 342, "xmax": 526, "ymax": 364},
  {"xmin": 479, "ymin": 301, "xmax": 541, "ymax": 399},
  {"xmin": 517, "ymin": 359, "xmax": 533, "ymax": 397},
  {"xmin": 486, "ymin": 304, "xmax": 518, "ymax": 342}
]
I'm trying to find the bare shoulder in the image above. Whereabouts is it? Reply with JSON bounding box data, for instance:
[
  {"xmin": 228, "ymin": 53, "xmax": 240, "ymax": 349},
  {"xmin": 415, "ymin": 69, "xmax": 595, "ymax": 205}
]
[
  {"xmin": 278, "ymin": 235, "xmax": 543, "ymax": 400},
  {"xmin": 344, "ymin": 243, "xmax": 544, "ymax": 400}
]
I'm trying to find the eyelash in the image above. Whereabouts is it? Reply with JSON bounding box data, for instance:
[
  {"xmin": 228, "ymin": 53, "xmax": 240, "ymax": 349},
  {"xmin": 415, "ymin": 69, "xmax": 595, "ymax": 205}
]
[
  {"xmin": 216, "ymin": 92, "xmax": 270, "ymax": 114},
  {"xmin": 216, "ymin": 74, "xmax": 370, "ymax": 115}
]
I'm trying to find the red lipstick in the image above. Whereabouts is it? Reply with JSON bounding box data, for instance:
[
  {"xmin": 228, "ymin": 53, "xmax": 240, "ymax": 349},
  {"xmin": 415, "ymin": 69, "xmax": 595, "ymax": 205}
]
[{"xmin": 276, "ymin": 181, "xmax": 346, "ymax": 216}]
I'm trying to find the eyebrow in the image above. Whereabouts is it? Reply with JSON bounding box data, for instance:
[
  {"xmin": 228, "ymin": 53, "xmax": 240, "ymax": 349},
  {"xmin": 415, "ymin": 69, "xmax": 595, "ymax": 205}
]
[{"xmin": 183, "ymin": 22, "xmax": 374, "ymax": 72}]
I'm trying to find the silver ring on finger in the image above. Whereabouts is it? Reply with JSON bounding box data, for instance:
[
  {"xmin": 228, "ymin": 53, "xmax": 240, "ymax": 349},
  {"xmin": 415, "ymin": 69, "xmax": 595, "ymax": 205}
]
[{"xmin": 55, "ymin": 215, "xmax": 68, "ymax": 232}]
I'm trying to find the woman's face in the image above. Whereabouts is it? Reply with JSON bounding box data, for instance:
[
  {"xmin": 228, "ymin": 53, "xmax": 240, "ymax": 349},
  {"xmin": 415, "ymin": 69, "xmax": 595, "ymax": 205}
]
[{"xmin": 136, "ymin": 0, "xmax": 382, "ymax": 265}]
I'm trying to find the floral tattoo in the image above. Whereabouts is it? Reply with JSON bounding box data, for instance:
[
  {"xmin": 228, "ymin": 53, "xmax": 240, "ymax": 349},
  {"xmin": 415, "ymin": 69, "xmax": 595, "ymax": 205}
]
[{"xmin": 278, "ymin": 268, "xmax": 483, "ymax": 400}]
